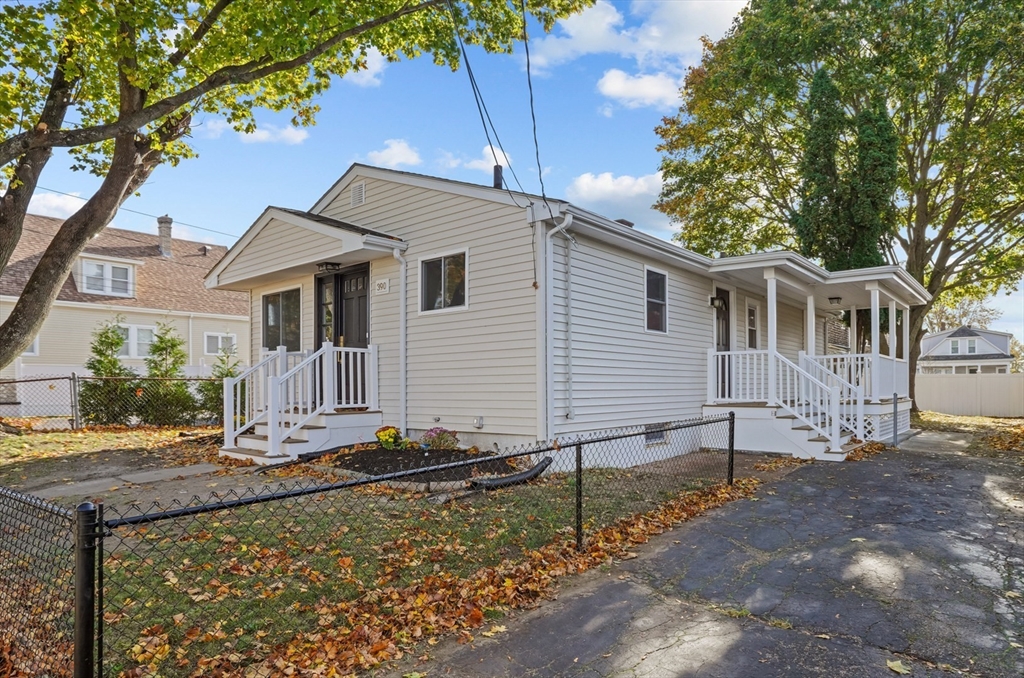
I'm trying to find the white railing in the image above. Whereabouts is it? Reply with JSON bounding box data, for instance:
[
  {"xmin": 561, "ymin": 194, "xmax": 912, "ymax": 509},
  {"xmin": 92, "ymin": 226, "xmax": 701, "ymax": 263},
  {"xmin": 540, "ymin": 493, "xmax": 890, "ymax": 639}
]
[
  {"xmin": 774, "ymin": 353, "xmax": 842, "ymax": 450},
  {"xmin": 267, "ymin": 343, "xmax": 379, "ymax": 455},
  {"xmin": 260, "ymin": 348, "xmax": 311, "ymax": 372},
  {"xmin": 223, "ymin": 348, "xmax": 287, "ymax": 449},
  {"xmin": 707, "ymin": 349, "xmax": 770, "ymax": 402},
  {"xmin": 801, "ymin": 352, "xmax": 864, "ymax": 439}
]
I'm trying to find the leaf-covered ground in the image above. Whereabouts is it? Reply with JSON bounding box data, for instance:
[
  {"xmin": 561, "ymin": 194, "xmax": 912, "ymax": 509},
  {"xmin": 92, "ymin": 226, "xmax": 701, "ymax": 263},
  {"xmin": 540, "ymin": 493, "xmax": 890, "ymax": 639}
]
[{"xmin": 912, "ymin": 410, "xmax": 1024, "ymax": 463}]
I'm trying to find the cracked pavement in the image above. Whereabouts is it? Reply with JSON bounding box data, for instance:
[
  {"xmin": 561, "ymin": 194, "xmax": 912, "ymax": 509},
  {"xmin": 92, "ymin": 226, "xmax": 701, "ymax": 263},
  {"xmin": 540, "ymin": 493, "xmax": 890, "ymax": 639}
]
[{"xmin": 384, "ymin": 431, "xmax": 1024, "ymax": 677}]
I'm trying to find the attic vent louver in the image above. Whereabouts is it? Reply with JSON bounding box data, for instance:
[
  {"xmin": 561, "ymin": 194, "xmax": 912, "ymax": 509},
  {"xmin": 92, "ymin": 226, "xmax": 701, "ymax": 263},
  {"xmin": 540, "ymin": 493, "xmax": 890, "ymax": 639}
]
[{"xmin": 350, "ymin": 181, "xmax": 366, "ymax": 207}]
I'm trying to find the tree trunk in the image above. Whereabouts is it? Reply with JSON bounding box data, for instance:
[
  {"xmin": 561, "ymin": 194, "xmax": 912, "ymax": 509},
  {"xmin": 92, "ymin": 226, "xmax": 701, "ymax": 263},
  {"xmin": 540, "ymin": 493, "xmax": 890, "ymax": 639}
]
[
  {"xmin": 0, "ymin": 133, "xmax": 151, "ymax": 369},
  {"xmin": 906, "ymin": 304, "xmax": 930, "ymax": 412}
]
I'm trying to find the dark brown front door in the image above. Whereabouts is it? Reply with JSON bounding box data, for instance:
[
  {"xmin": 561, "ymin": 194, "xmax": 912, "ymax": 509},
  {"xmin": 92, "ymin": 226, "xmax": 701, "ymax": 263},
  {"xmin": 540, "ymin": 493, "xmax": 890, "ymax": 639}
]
[{"xmin": 340, "ymin": 267, "xmax": 369, "ymax": 349}]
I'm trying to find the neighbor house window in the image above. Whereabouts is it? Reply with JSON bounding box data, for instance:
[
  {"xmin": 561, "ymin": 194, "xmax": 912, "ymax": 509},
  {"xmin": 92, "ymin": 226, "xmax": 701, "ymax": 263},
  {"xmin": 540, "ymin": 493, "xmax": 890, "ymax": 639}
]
[
  {"xmin": 950, "ymin": 339, "xmax": 959, "ymax": 355},
  {"xmin": 205, "ymin": 332, "xmax": 236, "ymax": 356},
  {"xmin": 967, "ymin": 339, "xmax": 977, "ymax": 354},
  {"xmin": 263, "ymin": 289, "xmax": 301, "ymax": 351},
  {"xmin": 421, "ymin": 251, "xmax": 467, "ymax": 312},
  {"xmin": 22, "ymin": 337, "xmax": 39, "ymax": 356},
  {"xmin": 747, "ymin": 304, "xmax": 759, "ymax": 349},
  {"xmin": 645, "ymin": 267, "xmax": 667, "ymax": 333},
  {"xmin": 83, "ymin": 259, "xmax": 133, "ymax": 296},
  {"xmin": 116, "ymin": 325, "xmax": 155, "ymax": 358}
]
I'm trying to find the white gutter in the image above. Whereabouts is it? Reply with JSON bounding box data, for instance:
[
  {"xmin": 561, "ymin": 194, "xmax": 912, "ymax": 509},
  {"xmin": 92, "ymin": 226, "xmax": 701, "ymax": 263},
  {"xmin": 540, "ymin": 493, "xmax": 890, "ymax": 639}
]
[
  {"xmin": 393, "ymin": 248, "xmax": 408, "ymax": 434},
  {"xmin": 544, "ymin": 213, "xmax": 573, "ymax": 440}
]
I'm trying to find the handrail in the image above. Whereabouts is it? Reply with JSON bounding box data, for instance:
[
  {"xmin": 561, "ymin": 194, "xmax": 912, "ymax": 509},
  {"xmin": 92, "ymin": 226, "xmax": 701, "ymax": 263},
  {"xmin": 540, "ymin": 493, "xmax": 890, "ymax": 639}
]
[
  {"xmin": 801, "ymin": 353, "xmax": 864, "ymax": 440},
  {"xmin": 707, "ymin": 349, "xmax": 770, "ymax": 402},
  {"xmin": 223, "ymin": 351, "xmax": 280, "ymax": 448},
  {"xmin": 774, "ymin": 353, "xmax": 842, "ymax": 449}
]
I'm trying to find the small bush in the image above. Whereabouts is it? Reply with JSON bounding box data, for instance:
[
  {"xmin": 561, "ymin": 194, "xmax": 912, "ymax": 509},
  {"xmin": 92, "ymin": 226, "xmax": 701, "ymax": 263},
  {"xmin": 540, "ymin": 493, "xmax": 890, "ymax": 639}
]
[
  {"xmin": 375, "ymin": 425, "xmax": 402, "ymax": 450},
  {"xmin": 419, "ymin": 426, "xmax": 459, "ymax": 450},
  {"xmin": 136, "ymin": 323, "xmax": 198, "ymax": 426},
  {"xmin": 196, "ymin": 349, "xmax": 242, "ymax": 424},
  {"xmin": 79, "ymin": 318, "xmax": 138, "ymax": 426}
]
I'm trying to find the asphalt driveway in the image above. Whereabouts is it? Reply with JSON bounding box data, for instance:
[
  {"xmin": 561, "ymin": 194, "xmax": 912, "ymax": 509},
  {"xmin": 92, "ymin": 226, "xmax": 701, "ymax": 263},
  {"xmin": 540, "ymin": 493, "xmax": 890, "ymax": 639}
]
[{"xmin": 393, "ymin": 431, "xmax": 1024, "ymax": 677}]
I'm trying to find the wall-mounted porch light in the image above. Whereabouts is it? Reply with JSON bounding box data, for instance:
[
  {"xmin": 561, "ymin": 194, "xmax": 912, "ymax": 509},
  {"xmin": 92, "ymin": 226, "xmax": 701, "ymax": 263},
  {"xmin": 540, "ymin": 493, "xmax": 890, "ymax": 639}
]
[
  {"xmin": 709, "ymin": 296, "xmax": 726, "ymax": 310},
  {"xmin": 317, "ymin": 262, "xmax": 343, "ymax": 273},
  {"xmin": 828, "ymin": 296, "xmax": 842, "ymax": 306}
]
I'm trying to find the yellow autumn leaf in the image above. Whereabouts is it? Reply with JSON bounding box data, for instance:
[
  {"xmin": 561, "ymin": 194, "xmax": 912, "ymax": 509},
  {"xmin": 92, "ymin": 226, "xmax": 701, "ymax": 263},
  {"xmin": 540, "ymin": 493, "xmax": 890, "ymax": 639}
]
[
  {"xmin": 481, "ymin": 624, "xmax": 507, "ymax": 638},
  {"xmin": 886, "ymin": 659, "xmax": 911, "ymax": 674},
  {"xmin": 851, "ymin": 537, "xmax": 866, "ymax": 542}
]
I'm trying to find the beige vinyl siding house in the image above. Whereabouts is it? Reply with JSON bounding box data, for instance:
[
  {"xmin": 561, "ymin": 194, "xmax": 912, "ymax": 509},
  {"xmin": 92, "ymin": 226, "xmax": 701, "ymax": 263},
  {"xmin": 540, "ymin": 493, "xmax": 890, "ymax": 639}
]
[
  {"xmin": 0, "ymin": 214, "xmax": 248, "ymax": 384},
  {"xmin": 207, "ymin": 164, "xmax": 930, "ymax": 464}
]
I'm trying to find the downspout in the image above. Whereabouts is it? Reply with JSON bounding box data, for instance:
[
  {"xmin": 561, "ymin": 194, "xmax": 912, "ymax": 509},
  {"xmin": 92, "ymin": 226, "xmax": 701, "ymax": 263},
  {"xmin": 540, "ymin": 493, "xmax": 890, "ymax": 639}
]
[
  {"xmin": 544, "ymin": 213, "xmax": 573, "ymax": 440},
  {"xmin": 393, "ymin": 248, "xmax": 408, "ymax": 434}
]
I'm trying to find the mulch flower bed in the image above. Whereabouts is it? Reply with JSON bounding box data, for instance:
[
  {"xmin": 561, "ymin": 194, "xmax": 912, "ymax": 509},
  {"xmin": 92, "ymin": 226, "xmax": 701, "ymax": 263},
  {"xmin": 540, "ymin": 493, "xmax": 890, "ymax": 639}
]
[{"xmin": 323, "ymin": 444, "xmax": 518, "ymax": 483}]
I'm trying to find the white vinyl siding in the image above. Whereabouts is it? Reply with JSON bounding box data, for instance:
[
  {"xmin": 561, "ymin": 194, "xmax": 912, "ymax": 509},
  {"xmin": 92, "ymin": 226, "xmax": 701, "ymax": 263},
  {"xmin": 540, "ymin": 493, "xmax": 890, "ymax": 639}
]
[
  {"xmin": 549, "ymin": 235, "xmax": 711, "ymax": 435},
  {"xmin": 218, "ymin": 219, "xmax": 345, "ymax": 285},
  {"xmin": 321, "ymin": 177, "xmax": 537, "ymax": 439}
]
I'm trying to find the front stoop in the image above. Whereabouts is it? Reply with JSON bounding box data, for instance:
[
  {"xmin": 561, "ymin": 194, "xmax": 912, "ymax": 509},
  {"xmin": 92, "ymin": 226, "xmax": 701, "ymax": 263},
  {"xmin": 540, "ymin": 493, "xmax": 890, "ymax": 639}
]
[
  {"xmin": 220, "ymin": 410, "xmax": 384, "ymax": 465},
  {"xmin": 703, "ymin": 403, "xmax": 853, "ymax": 460}
]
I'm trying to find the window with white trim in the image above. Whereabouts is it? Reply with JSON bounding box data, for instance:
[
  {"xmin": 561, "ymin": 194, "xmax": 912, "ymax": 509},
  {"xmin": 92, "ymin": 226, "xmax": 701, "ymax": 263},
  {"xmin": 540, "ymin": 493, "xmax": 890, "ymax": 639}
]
[
  {"xmin": 950, "ymin": 339, "xmax": 960, "ymax": 355},
  {"xmin": 205, "ymin": 332, "xmax": 236, "ymax": 355},
  {"xmin": 747, "ymin": 304, "xmax": 759, "ymax": 349},
  {"xmin": 645, "ymin": 424, "xmax": 668, "ymax": 445},
  {"xmin": 22, "ymin": 337, "xmax": 39, "ymax": 356},
  {"xmin": 82, "ymin": 259, "xmax": 133, "ymax": 296},
  {"xmin": 967, "ymin": 339, "xmax": 977, "ymax": 354},
  {"xmin": 116, "ymin": 325, "xmax": 155, "ymax": 358},
  {"xmin": 262, "ymin": 289, "xmax": 301, "ymax": 351},
  {"xmin": 421, "ymin": 252, "xmax": 467, "ymax": 312},
  {"xmin": 645, "ymin": 267, "xmax": 667, "ymax": 333}
]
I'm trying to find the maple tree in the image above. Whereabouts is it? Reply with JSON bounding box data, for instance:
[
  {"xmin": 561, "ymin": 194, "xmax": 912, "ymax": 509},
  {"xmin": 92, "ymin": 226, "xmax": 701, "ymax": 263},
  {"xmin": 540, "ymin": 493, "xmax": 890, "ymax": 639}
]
[
  {"xmin": 0, "ymin": 0, "xmax": 592, "ymax": 370},
  {"xmin": 655, "ymin": 0, "xmax": 1024, "ymax": 393}
]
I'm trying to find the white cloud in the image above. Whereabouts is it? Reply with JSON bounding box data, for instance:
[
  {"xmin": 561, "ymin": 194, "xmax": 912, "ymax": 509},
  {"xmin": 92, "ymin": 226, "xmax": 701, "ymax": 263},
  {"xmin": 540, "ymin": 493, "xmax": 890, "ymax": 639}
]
[
  {"xmin": 442, "ymin": 145, "xmax": 513, "ymax": 173},
  {"xmin": 195, "ymin": 119, "xmax": 308, "ymax": 144},
  {"xmin": 531, "ymin": 0, "xmax": 744, "ymax": 111},
  {"xmin": 597, "ymin": 69, "xmax": 681, "ymax": 109},
  {"xmin": 566, "ymin": 171, "xmax": 672, "ymax": 237},
  {"xmin": 366, "ymin": 139, "xmax": 422, "ymax": 169},
  {"xmin": 346, "ymin": 48, "xmax": 388, "ymax": 87},
  {"xmin": 241, "ymin": 124, "xmax": 309, "ymax": 145},
  {"xmin": 28, "ymin": 191, "xmax": 83, "ymax": 219}
]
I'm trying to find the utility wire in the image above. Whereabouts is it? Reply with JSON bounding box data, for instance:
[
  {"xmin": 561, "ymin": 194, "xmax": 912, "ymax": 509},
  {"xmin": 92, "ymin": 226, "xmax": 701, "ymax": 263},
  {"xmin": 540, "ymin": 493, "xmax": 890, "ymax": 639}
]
[
  {"xmin": 519, "ymin": 0, "xmax": 553, "ymax": 219},
  {"xmin": 35, "ymin": 185, "xmax": 238, "ymax": 239}
]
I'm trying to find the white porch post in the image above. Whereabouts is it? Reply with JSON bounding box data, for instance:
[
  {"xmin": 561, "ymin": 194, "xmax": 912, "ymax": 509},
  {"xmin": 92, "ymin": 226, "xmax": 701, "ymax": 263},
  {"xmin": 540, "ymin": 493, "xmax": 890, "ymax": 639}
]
[
  {"xmin": 321, "ymin": 342, "xmax": 335, "ymax": 411},
  {"xmin": 870, "ymin": 286, "xmax": 881, "ymax": 402},
  {"xmin": 889, "ymin": 299, "xmax": 897, "ymax": 396},
  {"xmin": 850, "ymin": 305, "xmax": 857, "ymax": 353},
  {"xmin": 766, "ymin": 271, "xmax": 778, "ymax": 406},
  {"xmin": 223, "ymin": 377, "xmax": 236, "ymax": 448},
  {"xmin": 707, "ymin": 347, "xmax": 717, "ymax": 403},
  {"xmin": 805, "ymin": 294, "xmax": 816, "ymax": 356},
  {"xmin": 276, "ymin": 345, "xmax": 288, "ymax": 375}
]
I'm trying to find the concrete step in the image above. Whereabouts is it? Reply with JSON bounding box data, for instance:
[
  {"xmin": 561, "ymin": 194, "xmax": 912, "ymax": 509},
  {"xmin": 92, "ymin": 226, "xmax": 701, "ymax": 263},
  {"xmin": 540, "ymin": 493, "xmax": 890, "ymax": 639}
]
[{"xmin": 219, "ymin": 447, "xmax": 290, "ymax": 465}]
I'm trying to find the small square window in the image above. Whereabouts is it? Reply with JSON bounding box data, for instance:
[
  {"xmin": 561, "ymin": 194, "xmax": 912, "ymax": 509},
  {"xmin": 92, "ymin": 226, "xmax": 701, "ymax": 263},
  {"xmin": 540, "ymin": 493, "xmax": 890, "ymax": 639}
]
[
  {"xmin": 645, "ymin": 268, "xmax": 667, "ymax": 333},
  {"xmin": 421, "ymin": 252, "xmax": 466, "ymax": 312},
  {"xmin": 110, "ymin": 266, "xmax": 130, "ymax": 294},
  {"xmin": 22, "ymin": 337, "xmax": 39, "ymax": 356},
  {"xmin": 205, "ymin": 333, "xmax": 236, "ymax": 355},
  {"xmin": 645, "ymin": 424, "xmax": 668, "ymax": 445}
]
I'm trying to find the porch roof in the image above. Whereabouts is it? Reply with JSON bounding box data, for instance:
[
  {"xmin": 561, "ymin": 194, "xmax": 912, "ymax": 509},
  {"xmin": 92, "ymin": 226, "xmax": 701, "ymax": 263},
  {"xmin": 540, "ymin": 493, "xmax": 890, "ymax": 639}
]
[
  {"xmin": 206, "ymin": 207, "xmax": 407, "ymax": 291},
  {"xmin": 707, "ymin": 251, "xmax": 930, "ymax": 309}
]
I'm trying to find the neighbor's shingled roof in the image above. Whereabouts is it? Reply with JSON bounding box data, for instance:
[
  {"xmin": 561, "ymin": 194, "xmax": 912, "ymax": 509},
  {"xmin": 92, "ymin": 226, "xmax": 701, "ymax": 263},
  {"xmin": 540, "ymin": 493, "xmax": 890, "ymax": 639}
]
[{"xmin": 1, "ymin": 214, "xmax": 248, "ymax": 316}]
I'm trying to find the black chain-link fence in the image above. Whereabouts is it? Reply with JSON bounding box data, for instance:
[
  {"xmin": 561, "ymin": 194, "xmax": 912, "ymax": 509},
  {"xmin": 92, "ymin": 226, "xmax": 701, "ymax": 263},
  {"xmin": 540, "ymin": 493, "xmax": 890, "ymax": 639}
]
[
  {"xmin": 0, "ymin": 487, "xmax": 77, "ymax": 677},
  {"xmin": 0, "ymin": 414, "xmax": 733, "ymax": 677},
  {"xmin": 0, "ymin": 376, "xmax": 222, "ymax": 431}
]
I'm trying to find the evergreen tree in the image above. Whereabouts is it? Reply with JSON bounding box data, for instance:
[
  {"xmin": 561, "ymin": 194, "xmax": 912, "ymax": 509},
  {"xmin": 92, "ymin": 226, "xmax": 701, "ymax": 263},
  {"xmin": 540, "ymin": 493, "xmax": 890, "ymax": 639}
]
[
  {"xmin": 138, "ymin": 323, "xmax": 198, "ymax": 426},
  {"xmin": 792, "ymin": 69, "xmax": 846, "ymax": 264},
  {"xmin": 79, "ymin": 317, "xmax": 137, "ymax": 426},
  {"xmin": 844, "ymin": 101, "xmax": 899, "ymax": 270}
]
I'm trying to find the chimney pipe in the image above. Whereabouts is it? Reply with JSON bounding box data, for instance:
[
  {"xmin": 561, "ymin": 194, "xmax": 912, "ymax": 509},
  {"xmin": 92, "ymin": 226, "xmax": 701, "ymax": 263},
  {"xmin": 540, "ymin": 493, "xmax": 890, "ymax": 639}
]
[
  {"xmin": 493, "ymin": 164, "xmax": 503, "ymax": 190},
  {"xmin": 157, "ymin": 215, "xmax": 173, "ymax": 257}
]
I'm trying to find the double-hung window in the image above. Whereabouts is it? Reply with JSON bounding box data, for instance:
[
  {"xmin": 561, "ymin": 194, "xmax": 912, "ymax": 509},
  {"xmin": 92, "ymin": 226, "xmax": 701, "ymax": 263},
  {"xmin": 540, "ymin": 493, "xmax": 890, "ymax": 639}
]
[
  {"xmin": 645, "ymin": 267, "xmax": 667, "ymax": 333},
  {"xmin": 263, "ymin": 289, "xmax": 301, "ymax": 351},
  {"xmin": 116, "ymin": 325, "xmax": 155, "ymax": 358},
  {"xmin": 22, "ymin": 337, "xmax": 39, "ymax": 356},
  {"xmin": 967, "ymin": 339, "xmax": 977, "ymax": 354},
  {"xmin": 747, "ymin": 304, "xmax": 759, "ymax": 349},
  {"xmin": 421, "ymin": 251, "xmax": 467, "ymax": 312},
  {"xmin": 83, "ymin": 260, "xmax": 133, "ymax": 296},
  {"xmin": 950, "ymin": 339, "xmax": 960, "ymax": 355},
  {"xmin": 205, "ymin": 333, "xmax": 236, "ymax": 355}
]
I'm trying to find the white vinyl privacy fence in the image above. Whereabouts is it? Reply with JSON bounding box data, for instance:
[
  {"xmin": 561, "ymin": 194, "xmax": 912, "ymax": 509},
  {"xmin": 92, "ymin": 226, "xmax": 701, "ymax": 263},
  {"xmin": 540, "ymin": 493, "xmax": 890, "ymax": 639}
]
[{"xmin": 914, "ymin": 373, "xmax": 1024, "ymax": 418}]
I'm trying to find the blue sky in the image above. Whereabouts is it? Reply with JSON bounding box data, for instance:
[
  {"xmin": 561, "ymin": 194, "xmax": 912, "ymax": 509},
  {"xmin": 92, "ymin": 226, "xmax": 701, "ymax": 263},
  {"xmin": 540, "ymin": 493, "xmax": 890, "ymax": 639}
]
[{"xmin": 26, "ymin": 0, "xmax": 1023, "ymax": 341}]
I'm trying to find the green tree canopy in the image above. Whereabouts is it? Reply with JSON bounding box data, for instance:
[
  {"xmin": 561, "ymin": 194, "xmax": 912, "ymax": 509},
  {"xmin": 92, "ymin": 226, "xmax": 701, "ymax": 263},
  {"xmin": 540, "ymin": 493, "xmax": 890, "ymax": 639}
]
[
  {"xmin": 655, "ymin": 0, "xmax": 1024, "ymax": 374},
  {"xmin": 0, "ymin": 0, "xmax": 591, "ymax": 369}
]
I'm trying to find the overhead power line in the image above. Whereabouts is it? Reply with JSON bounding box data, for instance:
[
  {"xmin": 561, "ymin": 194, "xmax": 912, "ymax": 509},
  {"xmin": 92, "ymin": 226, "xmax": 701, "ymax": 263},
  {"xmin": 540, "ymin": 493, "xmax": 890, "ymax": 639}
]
[{"xmin": 35, "ymin": 186, "xmax": 238, "ymax": 239}]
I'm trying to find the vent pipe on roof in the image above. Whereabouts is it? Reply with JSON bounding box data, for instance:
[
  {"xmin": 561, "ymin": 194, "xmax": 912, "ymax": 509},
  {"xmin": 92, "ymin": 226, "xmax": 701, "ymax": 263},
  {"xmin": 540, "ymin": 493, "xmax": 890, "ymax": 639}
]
[
  {"xmin": 493, "ymin": 164, "xmax": 503, "ymax": 189},
  {"xmin": 157, "ymin": 215, "xmax": 173, "ymax": 257},
  {"xmin": 615, "ymin": 218, "xmax": 634, "ymax": 228}
]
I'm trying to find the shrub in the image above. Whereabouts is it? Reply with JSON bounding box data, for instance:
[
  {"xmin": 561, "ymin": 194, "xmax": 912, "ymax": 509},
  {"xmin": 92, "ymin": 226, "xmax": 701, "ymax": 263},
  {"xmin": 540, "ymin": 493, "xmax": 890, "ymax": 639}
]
[
  {"xmin": 136, "ymin": 323, "xmax": 199, "ymax": 426},
  {"xmin": 419, "ymin": 426, "xmax": 459, "ymax": 450},
  {"xmin": 375, "ymin": 425, "xmax": 402, "ymax": 450},
  {"xmin": 196, "ymin": 348, "xmax": 242, "ymax": 424},
  {"xmin": 79, "ymin": 318, "xmax": 138, "ymax": 426}
]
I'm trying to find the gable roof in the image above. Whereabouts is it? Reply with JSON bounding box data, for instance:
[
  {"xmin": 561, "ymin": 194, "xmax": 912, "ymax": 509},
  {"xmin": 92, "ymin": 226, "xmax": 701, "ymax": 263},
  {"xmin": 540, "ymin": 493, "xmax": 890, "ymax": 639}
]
[
  {"xmin": 1, "ymin": 213, "xmax": 248, "ymax": 316},
  {"xmin": 272, "ymin": 207, "xmax": 401, "ymax": 241},
  {"xmin": 948, "ymin": 326, "xmax": 981, "ymax": 338}
]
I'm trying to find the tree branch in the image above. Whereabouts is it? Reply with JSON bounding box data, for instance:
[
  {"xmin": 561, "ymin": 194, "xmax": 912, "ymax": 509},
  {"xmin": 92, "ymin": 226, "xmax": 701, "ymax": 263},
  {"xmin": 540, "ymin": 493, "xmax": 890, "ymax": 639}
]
[{"xmin": 168, "ymin": 0, "xmax": 238, "ymax": 69}]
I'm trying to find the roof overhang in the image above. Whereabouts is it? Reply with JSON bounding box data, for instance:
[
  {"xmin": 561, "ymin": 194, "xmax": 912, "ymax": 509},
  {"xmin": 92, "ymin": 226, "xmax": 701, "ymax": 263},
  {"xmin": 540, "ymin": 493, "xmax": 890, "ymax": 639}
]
[{"xmin": 205, "ymin": 207, "xmax": 406, "ymax": 291}]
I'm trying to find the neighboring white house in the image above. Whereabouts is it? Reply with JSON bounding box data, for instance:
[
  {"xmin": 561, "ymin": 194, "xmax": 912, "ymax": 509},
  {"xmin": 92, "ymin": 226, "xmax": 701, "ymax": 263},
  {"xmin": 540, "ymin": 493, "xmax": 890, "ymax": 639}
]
[
  {"xmin": 206, "ymin": 164, "xmax": 930, "ymax": 465},
  {"xmin": 1, "ymin": 214, "xmax": 249, "ymax": 419},
  {"xmin": 917, "ymin": 326, "xmax": 1014, "ymax": 374}
]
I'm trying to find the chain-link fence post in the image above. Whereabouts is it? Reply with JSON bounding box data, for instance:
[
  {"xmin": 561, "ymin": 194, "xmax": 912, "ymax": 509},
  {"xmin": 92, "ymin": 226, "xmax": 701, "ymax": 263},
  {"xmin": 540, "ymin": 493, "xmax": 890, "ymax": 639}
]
[
  {"xmin": 575, "ymin": 441, "xmax": 583, "ymax": 552},
  {"xmin": 727, "ymin": 411, "xmax": 735, "ymax": 485},
  {"xmin": 74, "ymin": 502, "xmax": 98, "ymax": 678},
  {"xmin": 70, "ymin": 373, "xmax": 82, "ymax": 430}
]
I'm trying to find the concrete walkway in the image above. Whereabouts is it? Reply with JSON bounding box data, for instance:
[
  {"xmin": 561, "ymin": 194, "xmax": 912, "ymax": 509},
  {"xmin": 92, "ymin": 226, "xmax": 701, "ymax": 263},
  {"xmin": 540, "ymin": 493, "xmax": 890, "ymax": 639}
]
[
  {"xmin": 396, "ymin": 432, "xmax": 1024, "ymax": 677},
  {"xmin": 33, "ymin": 463, "xmax": 223, "ymax": 500}
]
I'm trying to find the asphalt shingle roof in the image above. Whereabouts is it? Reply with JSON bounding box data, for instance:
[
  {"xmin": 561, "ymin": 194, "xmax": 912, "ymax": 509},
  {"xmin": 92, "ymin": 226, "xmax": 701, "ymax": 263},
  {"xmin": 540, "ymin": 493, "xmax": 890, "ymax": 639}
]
[{"xmin": 1, "ymin": 214, "xmax": 248, "ymax": 316}]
